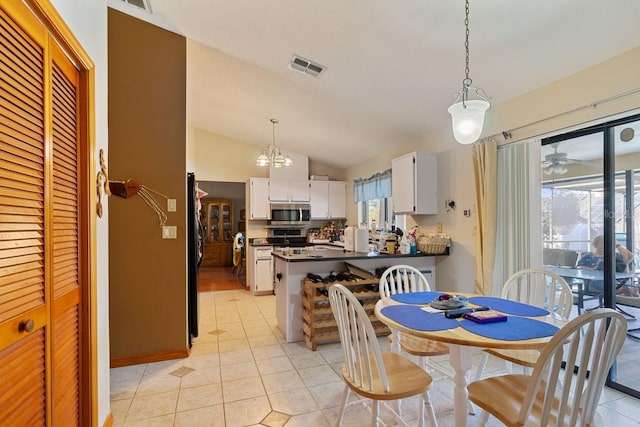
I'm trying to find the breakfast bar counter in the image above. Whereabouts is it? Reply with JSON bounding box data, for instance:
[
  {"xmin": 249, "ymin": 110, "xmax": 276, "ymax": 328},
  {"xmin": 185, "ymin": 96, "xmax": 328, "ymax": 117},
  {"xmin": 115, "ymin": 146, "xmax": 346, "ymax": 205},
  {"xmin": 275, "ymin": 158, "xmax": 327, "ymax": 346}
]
[{"xmin": 273, "ymin": 248, "xmax": 446, "ymax": 342}]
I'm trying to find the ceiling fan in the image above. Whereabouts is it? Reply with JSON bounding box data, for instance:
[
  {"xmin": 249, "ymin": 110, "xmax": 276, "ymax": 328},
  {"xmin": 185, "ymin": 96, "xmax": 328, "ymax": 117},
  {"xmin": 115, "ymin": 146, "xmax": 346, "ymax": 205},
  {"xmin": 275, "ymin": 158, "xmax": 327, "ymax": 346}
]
[{"xmin": 541, "ymin": 146, "xmax": 588, "ymax": 175}]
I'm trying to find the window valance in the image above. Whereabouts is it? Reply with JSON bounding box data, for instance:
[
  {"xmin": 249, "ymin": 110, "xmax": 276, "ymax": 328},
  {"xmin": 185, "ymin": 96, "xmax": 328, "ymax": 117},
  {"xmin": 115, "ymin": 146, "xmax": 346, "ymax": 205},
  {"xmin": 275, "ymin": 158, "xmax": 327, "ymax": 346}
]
[{"xmin": 353, "ymin": 169, "xmax": 392, "ymax": 203}]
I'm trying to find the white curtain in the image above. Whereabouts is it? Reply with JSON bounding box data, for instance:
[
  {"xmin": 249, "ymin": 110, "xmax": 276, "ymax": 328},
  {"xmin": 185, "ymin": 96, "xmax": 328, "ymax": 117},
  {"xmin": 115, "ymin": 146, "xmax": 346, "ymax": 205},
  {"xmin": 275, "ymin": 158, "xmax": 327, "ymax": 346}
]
[{"xmin": 493, "ymin": 139, "xmax": 542, "ymax": 295}]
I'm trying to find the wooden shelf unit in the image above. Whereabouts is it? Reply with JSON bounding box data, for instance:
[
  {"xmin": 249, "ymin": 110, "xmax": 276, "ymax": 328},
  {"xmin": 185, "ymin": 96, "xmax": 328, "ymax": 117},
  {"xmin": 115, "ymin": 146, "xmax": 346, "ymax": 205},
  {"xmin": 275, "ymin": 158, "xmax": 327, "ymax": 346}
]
[
  {"xmin": 200, "ymin": 198, "xmax": 233, "ymax": 267},
  {"xmin": 302, "ymin": 278, "xmax": 389, "ymax": 350}
]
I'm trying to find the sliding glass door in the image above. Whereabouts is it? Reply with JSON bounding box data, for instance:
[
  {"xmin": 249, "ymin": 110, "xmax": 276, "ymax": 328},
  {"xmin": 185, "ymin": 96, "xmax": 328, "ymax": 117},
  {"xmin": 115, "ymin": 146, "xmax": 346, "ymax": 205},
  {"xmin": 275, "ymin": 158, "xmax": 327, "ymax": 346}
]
[{"xmin": 541, "ymin": 113, "xmax": 640, "ymax": 397}]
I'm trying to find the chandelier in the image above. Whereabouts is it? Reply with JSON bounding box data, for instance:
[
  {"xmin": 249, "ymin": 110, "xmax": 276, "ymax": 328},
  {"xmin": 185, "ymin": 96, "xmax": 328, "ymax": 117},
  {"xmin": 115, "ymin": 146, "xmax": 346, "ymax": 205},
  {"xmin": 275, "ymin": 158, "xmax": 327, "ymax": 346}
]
[
  {"xmin": 256, "ymin": 119, "xmax": 292, "ymax": 168},
  {"xmin": 447, "ymin": 0, "xmax": 490, "ymax": 145}
]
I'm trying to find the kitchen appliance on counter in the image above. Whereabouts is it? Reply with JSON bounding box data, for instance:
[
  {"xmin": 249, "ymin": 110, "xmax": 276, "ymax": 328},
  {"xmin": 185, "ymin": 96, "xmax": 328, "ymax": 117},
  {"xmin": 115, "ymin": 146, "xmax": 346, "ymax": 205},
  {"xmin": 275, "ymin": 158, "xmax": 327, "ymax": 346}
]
[{"xmin": 269, "ymin": 203, "xmax": 311, "ymax": 225}]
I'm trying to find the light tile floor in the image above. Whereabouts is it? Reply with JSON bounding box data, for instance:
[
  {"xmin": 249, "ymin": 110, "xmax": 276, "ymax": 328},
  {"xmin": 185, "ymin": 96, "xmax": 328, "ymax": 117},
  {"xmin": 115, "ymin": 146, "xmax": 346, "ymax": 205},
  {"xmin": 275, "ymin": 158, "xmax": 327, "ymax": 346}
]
[{"xmin": 110, "ymin": 290, "xmax": 640, "ymax": 426}]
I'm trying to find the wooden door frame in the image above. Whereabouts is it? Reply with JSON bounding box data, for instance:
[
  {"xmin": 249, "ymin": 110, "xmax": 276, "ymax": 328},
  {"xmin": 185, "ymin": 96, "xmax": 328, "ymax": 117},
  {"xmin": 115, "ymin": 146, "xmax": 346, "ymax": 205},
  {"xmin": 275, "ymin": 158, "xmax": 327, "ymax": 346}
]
[{"xmin": 22, "ymin": 1, "xmax": 98, "ymax": 425}]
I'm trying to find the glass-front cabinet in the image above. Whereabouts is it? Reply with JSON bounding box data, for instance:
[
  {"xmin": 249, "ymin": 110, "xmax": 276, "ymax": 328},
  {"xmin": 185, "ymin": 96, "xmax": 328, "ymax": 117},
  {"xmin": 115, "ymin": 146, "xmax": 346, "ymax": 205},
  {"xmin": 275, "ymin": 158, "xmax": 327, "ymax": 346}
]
[{"xmin": 200, "ymin": 198, "xmax": 234, "ymax": 267}]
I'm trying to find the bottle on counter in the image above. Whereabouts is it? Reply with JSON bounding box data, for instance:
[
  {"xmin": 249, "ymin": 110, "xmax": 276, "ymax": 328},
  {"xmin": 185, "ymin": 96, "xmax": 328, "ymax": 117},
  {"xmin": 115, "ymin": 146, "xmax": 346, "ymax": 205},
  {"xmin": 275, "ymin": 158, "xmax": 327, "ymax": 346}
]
[{"xmin": 399, "ymin": 236, "xmax": 410, "ymax": 254}]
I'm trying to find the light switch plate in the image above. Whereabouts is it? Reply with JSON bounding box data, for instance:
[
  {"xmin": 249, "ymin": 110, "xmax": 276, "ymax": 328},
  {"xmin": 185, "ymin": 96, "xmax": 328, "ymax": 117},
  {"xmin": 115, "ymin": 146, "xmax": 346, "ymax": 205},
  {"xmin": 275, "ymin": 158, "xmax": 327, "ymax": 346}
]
[
  {"xmin": 162, "ymin": 225, "xmax": 177, "ymax": 239},
  {"xmin": 167, "ymin": 199, "xmax": 176, "ymax": 212}
]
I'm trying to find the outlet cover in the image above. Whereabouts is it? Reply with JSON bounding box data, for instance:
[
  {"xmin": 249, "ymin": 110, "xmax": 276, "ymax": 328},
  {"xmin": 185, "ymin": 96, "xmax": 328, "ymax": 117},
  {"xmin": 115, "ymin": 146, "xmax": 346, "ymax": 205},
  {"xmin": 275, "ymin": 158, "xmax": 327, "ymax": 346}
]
[
  {"xmin": 162, "ymin": 225, "xmax": 177, "ymax": 239},
  {"xmin": 167, "ymin": 199, "xmax": 176, "ymax": 212}
]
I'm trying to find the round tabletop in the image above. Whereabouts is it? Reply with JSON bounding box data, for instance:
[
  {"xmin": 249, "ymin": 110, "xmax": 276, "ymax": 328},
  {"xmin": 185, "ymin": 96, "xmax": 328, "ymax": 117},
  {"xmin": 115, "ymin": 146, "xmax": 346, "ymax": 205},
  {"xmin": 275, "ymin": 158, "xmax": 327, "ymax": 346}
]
[{"xmin": 375, "ymin": 296, "xmax": 567, "ymax": 350}]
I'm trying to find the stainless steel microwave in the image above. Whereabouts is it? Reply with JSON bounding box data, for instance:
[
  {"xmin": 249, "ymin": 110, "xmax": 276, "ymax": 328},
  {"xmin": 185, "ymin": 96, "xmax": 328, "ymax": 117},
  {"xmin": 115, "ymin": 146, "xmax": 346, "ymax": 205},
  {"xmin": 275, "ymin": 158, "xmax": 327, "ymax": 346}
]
[{"xmin": 270, "ymin": 203, "xmax": 311, "ymax": 225}]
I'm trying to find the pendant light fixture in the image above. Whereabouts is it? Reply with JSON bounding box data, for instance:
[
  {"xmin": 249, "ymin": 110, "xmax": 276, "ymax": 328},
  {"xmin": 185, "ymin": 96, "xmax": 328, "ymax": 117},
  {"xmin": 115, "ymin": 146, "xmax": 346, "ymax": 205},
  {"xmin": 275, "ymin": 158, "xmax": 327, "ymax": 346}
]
[
  {"xmin": 256, "ymin": 119, "xmax": 292, "ymax": 168},
  {"xmin": 448, "ymin": 0, "xmax": 490, "ymax": 145}
]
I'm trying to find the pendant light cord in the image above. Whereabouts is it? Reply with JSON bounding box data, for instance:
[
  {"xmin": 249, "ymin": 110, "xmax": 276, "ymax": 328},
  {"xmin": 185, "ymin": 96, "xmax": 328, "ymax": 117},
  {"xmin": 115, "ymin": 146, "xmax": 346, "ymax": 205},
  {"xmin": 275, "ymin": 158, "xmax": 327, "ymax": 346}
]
[{"xmin": 463, "ymin": 0, "xmax": 471, "ymax": 90}]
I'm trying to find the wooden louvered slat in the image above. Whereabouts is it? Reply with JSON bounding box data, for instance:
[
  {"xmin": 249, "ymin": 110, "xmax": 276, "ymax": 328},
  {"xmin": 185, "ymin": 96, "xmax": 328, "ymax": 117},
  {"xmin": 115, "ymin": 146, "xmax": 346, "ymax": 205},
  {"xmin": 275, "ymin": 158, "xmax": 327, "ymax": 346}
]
[
  {"xmin": 0, "ymin": 149, "xmax": 44, "ymax": 176},
  {"xmin": 0, "ymin": 158, "xmax": 44, "ymax": 182},
  {"xmin": 0, "ymin": 288, "xmax": 45, "ymax": 323},
  {"xmin": 0, "ymin": 267, "xmax": 43, "ymax": 289},
  {"xmin": 0, "ymin": 327, "xmax": 46, "ymax": 426},
  {"xmin": 0, "ymin": 252, "xmax": 42, "ymax": 268},
  {"xmin": 0, "ymin": 176, "xmax": 43, "ymax": 194},
  {"xmin": 0, "ymin": 84, "xmax": 41, "ymax": 122},
  {"xmin": 51, "ymin": 62, "xmax": 79, "ymax": 300},
  {"xmin": 53, "ymin": 304, "xmax": 79, "ymax": 426},
  {"xmin": 0, "ymin": 57, "xmax": 43, "ymax": 104},
  {"xmin": 0, "ymin": 9, "xmax": 43, "ymax": 74},
  {"xmin": 0, "ymin": 122, "xmax": 44, "ymax": 150},
  {"xmin": 0, "ymin": 243, "xmax": 42, "ymax": 257},
  {"xmin": 0, "ymin": 132, "xmax": 44, "ymax": 158}
]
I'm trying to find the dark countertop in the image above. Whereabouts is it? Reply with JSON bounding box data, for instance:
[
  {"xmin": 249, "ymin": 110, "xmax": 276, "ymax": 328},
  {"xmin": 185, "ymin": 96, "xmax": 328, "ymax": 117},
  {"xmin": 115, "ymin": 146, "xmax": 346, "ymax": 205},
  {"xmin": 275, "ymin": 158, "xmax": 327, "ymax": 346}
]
[{"xmin": 272, "ymin": 248, "xmax": 448, "ymax": 262}]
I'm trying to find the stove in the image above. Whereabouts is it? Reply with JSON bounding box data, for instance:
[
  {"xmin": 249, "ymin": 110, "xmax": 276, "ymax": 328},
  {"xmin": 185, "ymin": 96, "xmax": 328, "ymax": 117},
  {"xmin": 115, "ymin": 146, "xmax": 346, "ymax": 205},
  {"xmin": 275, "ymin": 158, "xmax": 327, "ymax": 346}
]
[
  {"xmin": 267, "ymin": 227, "xmax": 308, "ymax": 247},
  {"xmin": 267, "ymin": 236, "xmax": 308, "ymax": 247}
]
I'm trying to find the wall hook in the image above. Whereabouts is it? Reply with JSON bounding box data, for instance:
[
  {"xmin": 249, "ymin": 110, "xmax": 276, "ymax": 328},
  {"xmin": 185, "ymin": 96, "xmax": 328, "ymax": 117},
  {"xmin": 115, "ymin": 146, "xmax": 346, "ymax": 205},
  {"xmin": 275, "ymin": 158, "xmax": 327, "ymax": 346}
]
[{"xmin": 445, "ymin": 200, "xmax": 456, "ymax": 212}]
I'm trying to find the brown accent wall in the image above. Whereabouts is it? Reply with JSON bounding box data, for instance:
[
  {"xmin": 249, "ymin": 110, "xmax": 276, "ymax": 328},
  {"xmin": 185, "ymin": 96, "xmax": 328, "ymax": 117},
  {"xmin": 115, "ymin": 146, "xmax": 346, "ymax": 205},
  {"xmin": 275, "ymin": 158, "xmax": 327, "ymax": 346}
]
[{"xmin": 108, "ymin": 8, "xmax": 187, "ymax": 362}]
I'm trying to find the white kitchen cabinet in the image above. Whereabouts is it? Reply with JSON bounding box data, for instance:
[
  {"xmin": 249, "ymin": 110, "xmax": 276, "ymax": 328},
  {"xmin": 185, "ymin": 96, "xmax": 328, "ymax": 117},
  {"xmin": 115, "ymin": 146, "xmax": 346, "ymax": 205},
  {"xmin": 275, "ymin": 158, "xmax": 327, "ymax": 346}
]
[
  {"xmin": 391, "ymin": 152, "xmax": 437, "ymax": 214},
  {"xmin": 248, "ymin": 177, "xmax": 270, "ymax": 220},
  {"xmin": 269, "ymin": 179, "xmax": 310, "ymax": 202},
  {"xmin": 310, "ymin": 181, "xmax": 347, "ymax": 219},
  {"xmin": 250, "ymin": 246, "xmax": 273, "ymax": 295}
]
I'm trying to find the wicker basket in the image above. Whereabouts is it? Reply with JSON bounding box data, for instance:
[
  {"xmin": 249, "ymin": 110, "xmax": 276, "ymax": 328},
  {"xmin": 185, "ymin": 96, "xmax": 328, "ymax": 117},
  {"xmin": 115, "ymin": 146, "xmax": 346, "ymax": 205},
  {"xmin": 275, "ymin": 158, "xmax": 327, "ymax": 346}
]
[{"xmin": 417, "ymin": 234, "xmax": 450, "ymax": 254}]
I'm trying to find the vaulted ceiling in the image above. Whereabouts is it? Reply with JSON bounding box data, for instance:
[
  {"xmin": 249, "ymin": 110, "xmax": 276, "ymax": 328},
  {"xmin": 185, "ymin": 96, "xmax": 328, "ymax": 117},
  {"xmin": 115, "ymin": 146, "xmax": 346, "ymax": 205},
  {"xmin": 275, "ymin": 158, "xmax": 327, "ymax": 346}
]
[{"xmin": 107, "ymin": 0, "xmax": 640, "ymax": 168}]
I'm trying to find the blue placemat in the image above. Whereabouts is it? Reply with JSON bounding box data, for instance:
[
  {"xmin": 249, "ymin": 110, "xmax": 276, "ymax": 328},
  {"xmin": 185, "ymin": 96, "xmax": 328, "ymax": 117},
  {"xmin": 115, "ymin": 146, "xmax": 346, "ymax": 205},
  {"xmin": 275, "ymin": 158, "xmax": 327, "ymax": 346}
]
[
  {"xmin": 468, "ymin": 297, "xmax": 549, "ymax": 317},
  {"xmin": 460, "ymin": 316, "xmax": 559, "ymax": 341},
  {"xmin": 380, "ymin": 305, "xmax": 459, "ymax": 331},
  {"xmin": 390, "ymin": 291, "xmax": 443, "ymax": 304}
]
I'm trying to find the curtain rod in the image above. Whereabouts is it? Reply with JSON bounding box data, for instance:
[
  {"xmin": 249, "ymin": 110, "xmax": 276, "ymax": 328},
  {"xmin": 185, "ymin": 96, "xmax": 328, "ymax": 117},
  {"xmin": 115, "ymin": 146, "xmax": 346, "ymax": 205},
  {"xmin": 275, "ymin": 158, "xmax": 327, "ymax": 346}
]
[{"xmin": 484, "ymin": 87, "xmax": 640, "ymax": 145}]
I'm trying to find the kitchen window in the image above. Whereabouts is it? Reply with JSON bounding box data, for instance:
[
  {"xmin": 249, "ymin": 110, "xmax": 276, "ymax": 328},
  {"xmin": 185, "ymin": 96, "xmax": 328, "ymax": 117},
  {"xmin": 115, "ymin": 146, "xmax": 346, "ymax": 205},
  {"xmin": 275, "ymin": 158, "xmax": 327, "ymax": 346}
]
[{"xmin": 354, "ymin": 169, "xmax": 392, "ymax": 229}]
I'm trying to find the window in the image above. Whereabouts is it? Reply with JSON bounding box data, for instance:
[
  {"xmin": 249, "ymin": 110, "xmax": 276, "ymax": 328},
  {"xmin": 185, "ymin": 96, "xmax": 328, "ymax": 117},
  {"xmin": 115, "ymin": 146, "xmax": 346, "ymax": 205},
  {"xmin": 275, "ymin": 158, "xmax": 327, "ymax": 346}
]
[
  {"xmin": 353, "ymin": 169, "xmax": 392, "ymax": 229},
  {"xmin": 358, "ymin": 198, "xmax": 392, "ymax": 230}
]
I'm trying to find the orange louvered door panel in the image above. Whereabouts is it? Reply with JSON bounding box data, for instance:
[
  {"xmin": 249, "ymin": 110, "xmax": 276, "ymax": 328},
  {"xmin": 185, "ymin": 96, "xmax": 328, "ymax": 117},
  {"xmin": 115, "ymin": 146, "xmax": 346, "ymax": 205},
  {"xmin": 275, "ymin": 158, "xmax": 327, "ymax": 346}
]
[
  {"xmin": 50, "ymin": 41, "xmax": 81, "ymax": 426},
  {"xmin": 0, "ymin": 4, "xmax": 48, "ymax": 426},
  {"xmin": 1, "ymin": 2, "xmax": 84, "ymax": 425}
]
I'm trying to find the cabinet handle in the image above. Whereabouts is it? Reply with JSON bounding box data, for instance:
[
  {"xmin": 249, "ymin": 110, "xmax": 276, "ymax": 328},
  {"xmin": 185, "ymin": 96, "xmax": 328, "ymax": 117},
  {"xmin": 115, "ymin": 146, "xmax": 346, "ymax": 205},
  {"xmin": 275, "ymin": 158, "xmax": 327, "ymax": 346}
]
[{"xmin": 19, "ymin": 319, "xmax": 35, "ymax": 333}]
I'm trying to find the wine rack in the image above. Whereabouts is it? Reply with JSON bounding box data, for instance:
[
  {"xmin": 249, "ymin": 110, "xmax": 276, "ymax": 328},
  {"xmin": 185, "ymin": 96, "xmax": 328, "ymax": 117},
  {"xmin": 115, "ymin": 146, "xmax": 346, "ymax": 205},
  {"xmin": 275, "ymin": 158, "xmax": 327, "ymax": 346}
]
[{"xmin": 302, "ymin": 278, "xmax": 389, "ymax": 350}]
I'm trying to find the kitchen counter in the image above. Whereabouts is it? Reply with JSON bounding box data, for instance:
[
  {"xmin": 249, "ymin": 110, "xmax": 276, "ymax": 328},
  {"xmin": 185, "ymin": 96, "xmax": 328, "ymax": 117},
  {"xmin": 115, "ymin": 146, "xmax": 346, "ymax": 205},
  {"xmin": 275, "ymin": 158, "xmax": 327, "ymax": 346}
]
[
  {"xmin": 272, "ymin": 248, "xmax": 447, "ymax": 262},
  {"xmin": 273, "ymin": 248, "xmax": 442, "ymax": 343}
]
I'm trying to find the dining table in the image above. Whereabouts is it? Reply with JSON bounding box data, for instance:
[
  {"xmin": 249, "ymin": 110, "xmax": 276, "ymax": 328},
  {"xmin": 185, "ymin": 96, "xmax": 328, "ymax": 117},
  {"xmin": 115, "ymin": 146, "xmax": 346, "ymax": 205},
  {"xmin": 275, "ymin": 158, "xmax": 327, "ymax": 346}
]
[
  {"xmin": 544, "ymin": 265, "xmax": 636, "ymax": 317},
  {"xmin": 374, "ymin": 292, "xmax": 567, "ymax": 427}
]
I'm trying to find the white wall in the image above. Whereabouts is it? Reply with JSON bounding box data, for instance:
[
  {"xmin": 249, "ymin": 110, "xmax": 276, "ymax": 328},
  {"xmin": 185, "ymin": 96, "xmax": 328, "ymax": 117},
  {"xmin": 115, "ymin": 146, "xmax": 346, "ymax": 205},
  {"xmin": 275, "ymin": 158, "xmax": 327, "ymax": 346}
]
[{"xmin": 49, "ymin": 1, "xmax": 110, "ymax": 424}]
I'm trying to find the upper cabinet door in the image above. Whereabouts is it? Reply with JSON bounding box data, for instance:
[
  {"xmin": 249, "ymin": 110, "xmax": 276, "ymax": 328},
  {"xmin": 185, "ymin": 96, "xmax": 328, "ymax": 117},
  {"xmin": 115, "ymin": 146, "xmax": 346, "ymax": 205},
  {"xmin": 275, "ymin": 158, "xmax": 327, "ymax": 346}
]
[
  {"xmin": 269, "ymin": 180, "xmax": 310, "ymax": 202},
  {"xmin": 309, "ymin": 181, "xmax": 329, "ymax": 218},
  {"xmin": 310, "ymin": 181, "xmax": 347, "ymax": 219},
  {"xmin": 248, "ymin": 178, "xmax": 270, "ymax": 219},
  {"xmin": 328, "ymin": 181, "xmax": 347, "ymax": 218},
  {"xmin": 392, "ymin": 152, "xmax": 437, "ymax": 214}
]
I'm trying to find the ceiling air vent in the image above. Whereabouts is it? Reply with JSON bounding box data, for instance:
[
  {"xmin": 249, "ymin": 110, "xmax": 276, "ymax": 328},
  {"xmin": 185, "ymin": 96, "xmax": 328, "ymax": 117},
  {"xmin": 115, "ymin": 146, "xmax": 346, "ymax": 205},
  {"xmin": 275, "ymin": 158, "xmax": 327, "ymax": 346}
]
[
  {"xmin": 121, "ymin": 0, "xmax": 152, "ymax": 13},
  {"xmin": 289, "ymin": 55, "xmax": 326, "ymax": 78}
]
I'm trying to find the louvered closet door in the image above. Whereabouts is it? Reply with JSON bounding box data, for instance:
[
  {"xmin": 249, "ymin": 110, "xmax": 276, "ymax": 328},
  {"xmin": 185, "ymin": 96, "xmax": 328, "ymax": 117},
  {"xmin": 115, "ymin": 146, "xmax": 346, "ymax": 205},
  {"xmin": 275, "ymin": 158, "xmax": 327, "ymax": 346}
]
[
  {"xmin": 50, "ymin": 39, "xmax": 81, "ymax": 427},
  {"xmin": 0, "ymin": 2, "xmax": 82, "ymax": 425}
]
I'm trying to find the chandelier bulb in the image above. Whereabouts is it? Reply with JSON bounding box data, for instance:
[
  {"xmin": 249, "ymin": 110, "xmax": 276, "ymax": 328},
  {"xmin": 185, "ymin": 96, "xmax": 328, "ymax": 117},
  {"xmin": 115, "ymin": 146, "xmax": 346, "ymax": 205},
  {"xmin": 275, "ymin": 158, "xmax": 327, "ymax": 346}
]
[{"xmin": 256, "ymin": 118, "xmax": 292, "ymax": 167}]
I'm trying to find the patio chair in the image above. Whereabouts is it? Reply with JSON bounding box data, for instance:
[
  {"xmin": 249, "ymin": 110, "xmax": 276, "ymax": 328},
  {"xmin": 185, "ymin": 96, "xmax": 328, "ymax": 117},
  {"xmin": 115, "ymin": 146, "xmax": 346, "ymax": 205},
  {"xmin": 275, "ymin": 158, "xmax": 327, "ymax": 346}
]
[
  {"xmin": 473, "ymin": 268, "xmax": 572, "ymax": 380},
  {"xmin": 328, "ymin": 284, "xmax": 437, "ymax": 427},
  {"xmin": 469, "ymin": 308, "xmax": 627, "ymax": 426}
]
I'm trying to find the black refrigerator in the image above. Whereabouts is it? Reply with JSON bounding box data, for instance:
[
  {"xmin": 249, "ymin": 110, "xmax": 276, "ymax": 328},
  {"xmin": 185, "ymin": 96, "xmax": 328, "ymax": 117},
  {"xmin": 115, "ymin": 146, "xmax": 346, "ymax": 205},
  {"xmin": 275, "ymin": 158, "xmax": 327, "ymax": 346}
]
[{"xmin": 187, "ymin": 172, "xmax": 203, "ymax": 346}]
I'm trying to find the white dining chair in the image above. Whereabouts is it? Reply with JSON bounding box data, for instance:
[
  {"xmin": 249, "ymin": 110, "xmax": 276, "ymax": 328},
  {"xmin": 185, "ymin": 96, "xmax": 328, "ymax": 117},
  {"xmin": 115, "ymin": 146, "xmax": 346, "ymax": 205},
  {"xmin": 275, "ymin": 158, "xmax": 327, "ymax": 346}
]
[
  {"xmin": 378, "ymin": 265, "xmax": 451, "ymax": 379},
  {"xmin": 328, "ymin": 284, "xmax": 438, "ymax": 427},
  {"xmin": 473, "ymin": 268, "xmax": 572, "ymax": 381},
  {"xmin": 469, "ymin": 308, "xmax": 627, "ymax": 426}
]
